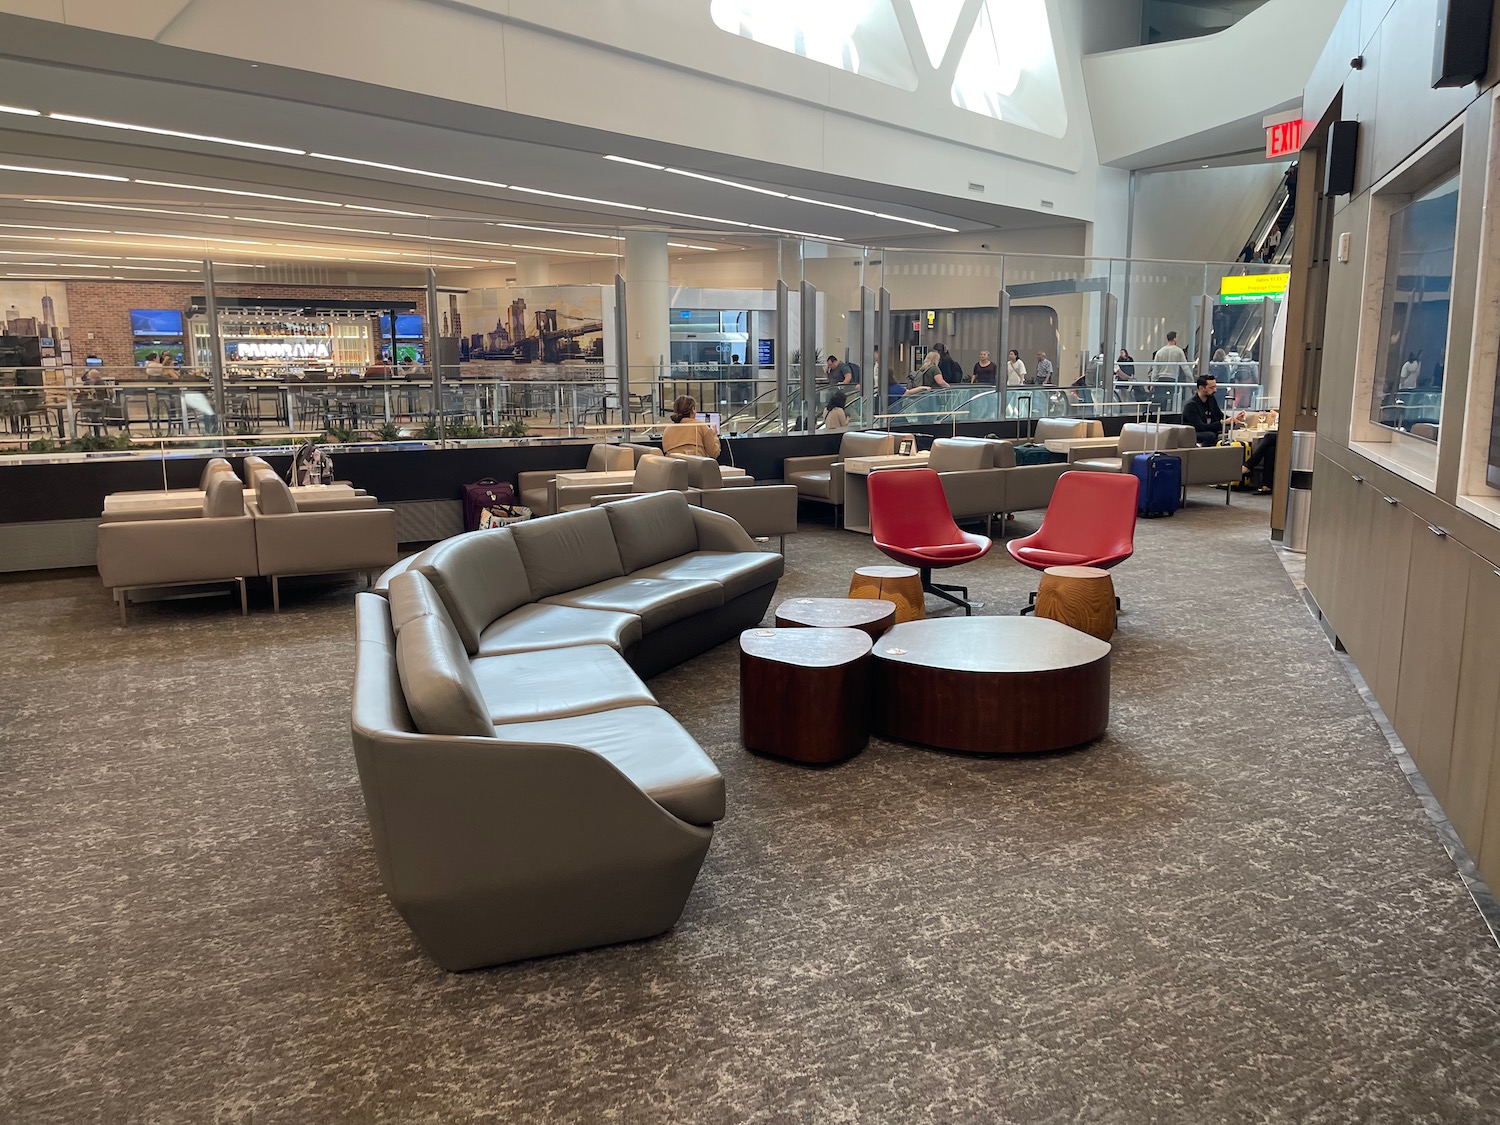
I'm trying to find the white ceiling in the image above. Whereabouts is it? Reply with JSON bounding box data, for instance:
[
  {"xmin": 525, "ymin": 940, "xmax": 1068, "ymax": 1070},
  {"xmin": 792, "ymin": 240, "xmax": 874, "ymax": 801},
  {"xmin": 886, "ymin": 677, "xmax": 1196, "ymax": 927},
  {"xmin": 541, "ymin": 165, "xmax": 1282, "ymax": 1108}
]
[{"xmin": 0, "ymin": 34, "xmax": 1080, "ymax": 285}]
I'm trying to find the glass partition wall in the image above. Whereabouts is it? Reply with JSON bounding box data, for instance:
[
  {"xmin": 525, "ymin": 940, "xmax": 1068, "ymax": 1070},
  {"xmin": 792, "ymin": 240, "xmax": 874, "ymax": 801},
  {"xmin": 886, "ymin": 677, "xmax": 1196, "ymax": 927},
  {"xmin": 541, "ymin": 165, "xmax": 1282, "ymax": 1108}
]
[{"xmin": 0, "ymin": 221, "xmax": 1285, "ymax": 458}]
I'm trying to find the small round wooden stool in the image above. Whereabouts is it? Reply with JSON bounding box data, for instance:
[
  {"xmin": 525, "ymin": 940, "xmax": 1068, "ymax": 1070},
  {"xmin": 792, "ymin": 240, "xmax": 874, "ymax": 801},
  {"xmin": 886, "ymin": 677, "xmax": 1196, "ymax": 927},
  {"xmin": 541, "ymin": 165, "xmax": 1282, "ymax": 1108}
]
[
  {"xmin": 1034, "ymin": 565, "xmax": 1116, "ymax": 640},
  {"xmin": 775, "ymin": 597, "xmax": 897, "ymax": 639},
  {"xmin": 848, "ymin": 565, "xmax": 925, "ymax": 623}
]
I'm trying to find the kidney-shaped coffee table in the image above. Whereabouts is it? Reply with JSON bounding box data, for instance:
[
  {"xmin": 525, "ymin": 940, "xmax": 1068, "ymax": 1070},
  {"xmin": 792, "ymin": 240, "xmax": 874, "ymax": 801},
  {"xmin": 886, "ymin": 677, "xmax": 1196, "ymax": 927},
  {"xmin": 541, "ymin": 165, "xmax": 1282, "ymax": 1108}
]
[{"xmin": 872, "ymin": 617, "xmax": 1111, "ymax": 754}]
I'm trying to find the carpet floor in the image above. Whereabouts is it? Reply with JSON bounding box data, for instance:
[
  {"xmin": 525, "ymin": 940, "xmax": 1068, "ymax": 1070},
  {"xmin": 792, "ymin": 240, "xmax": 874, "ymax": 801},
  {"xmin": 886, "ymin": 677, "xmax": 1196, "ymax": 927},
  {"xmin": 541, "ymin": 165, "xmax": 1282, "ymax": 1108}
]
[{"xmin": 3, "ymin": 490, "xmax": 1498, "ymax": 1125}]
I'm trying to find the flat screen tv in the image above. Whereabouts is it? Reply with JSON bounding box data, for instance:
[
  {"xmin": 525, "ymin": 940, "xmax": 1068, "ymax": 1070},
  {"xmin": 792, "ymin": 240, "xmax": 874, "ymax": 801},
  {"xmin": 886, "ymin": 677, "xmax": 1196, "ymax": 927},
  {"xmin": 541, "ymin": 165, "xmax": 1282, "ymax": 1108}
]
[
  {"xmin": 130, "ymin": 308, "xmax": 184, "ymax": 336},
  {"xmin": 379, "ymin": 314, "xmax": 425, "ymax": 339}
]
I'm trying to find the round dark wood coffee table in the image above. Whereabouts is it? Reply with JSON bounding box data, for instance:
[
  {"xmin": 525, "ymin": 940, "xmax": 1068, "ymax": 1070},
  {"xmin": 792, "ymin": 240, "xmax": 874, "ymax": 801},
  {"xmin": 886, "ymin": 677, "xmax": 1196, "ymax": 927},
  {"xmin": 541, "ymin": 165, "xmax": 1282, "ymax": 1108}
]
[
  {"xmin": 774, "ymin": 597, "xmax": 897, "ymax": 640},
  {"xmin": 872, "ymin": 617, "xmax": 1110, "ymax": 754},
  {"xmin": 740, "ymin": 627, "xmax": 872, "ymax": 764}
]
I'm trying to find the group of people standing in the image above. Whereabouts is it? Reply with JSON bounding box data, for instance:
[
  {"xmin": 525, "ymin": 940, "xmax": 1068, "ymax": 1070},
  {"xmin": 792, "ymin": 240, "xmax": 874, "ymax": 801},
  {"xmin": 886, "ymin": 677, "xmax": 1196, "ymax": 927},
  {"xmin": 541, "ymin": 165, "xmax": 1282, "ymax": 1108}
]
[{"xmin": 910, "ymin": 345, "xmax": 1055, "ymax": 389}]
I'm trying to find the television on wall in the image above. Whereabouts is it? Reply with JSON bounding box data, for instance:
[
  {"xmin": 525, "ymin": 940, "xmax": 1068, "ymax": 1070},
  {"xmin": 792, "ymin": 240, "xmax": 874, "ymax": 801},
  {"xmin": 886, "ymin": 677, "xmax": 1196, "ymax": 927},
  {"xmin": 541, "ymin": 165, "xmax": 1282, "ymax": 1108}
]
[
  {"xmin": 130, "ymin": 309, "xmax": 184, "ymax": 336},
  {"xmin": 378, "ymin": 314, "xmax": 425, "ymax": 338}
]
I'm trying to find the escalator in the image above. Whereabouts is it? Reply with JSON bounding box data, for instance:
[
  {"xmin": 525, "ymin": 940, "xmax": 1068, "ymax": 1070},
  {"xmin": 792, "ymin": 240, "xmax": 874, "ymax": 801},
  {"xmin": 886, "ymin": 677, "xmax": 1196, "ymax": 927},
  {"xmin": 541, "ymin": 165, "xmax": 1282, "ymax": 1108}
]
[{"xmin": 1218, "ymin": 163, "xmax": 1297, "ymax": 359}]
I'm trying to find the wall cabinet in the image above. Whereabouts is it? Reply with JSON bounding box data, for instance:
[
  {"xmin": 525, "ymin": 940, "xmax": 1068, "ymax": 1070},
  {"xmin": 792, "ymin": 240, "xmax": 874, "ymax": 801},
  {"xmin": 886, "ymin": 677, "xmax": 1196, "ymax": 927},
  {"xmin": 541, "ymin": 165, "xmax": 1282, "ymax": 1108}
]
[{"xmin": 1449, "ymin": 555, "xmax": 1500, "ymax": 854}]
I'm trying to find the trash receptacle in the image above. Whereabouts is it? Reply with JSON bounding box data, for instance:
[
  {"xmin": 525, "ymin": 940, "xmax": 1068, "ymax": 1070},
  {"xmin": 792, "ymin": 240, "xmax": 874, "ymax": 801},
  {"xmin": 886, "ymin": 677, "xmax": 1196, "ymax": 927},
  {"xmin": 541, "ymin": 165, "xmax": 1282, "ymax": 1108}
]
[{"xmin": 1284, "ymin": 430, "xmax": 1315, "ymax": 552}]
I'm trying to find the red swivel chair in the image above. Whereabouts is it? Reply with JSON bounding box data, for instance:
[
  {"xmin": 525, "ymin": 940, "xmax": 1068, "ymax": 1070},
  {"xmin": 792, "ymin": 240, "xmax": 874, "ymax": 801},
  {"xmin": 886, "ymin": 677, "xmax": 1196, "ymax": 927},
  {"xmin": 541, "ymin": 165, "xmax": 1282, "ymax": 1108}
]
[
  {"xmin": 1008, "ymin": 470, "xmax": 1139, "ymax": 612},
  {"xmin": 868, "ymin": 467, "xmax": 992, "ymax": 615}
]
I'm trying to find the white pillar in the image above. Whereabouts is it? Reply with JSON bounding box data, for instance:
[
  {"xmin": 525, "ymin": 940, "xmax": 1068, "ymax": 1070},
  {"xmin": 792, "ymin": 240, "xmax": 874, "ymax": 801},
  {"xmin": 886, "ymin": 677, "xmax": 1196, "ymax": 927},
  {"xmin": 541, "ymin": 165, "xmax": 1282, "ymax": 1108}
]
[
  {"xmin": 516, "ymin": 255, "xmax": 551, "ymax": 287},
  {"xmin": 624, "ymin": 231, "xmax": 669, "ymax": 382}
]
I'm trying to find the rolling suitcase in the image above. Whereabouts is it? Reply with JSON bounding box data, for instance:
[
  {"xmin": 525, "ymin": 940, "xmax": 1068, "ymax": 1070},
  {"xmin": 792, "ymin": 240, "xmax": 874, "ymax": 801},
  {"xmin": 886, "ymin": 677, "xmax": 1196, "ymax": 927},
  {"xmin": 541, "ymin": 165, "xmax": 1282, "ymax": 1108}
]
[
  {"xmin": 462, "ymin": 478, "xmax": 516, "ymax": 531},
  {"xmin": 1131, "ymin": 451, "xmax": 1181, "ymax": 517}
]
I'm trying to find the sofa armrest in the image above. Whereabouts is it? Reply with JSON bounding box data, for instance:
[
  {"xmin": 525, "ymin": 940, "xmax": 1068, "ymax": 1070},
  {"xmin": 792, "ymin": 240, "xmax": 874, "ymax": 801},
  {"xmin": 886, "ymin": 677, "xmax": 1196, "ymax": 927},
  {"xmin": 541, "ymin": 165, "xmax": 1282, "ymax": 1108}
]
[
  {"xmin": 1000, "ymin": 463, "xmax": 1069, "ymax": 512},
  {"xmin": 689, "ymin": 506, "xmax": 762, "ymax": 553},
  {"xmin": 1067, "ymin": 441, "xmax": 1118, "ymax": 463},
  {"xmin": 781, "ymin": 454, "xmax": 837, "ymax": 477},
  {"xmin": 555, "ymin": 480, "xmax": 632, "ymax": 510},
  {"xmin": 288, "ymin": 493, "xmax": 379, "ymax": 513},
  {"xmin": 97, "ymin": 515, "xmax": 257, "ymax": 588},
  {"xmin": 254, "ymin": 508, "xmax": 398, "ymax": 577},
  {"xmin": 693, "ymin": 485, "xmax": 798, "ymax": 540},
  {"xmin": 1181, "ymin": 444, "xmax": 1246, "ymax": 486}
]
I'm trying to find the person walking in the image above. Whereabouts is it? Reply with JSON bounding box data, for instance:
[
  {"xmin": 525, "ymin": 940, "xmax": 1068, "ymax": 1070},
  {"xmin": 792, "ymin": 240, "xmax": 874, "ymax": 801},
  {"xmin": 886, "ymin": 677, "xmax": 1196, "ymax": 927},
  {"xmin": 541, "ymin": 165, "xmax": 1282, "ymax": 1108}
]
[
  {"xmin": 1006, "ymin": 349, "xmax": 1027, "ymax": 385},
  {"xmin": 1033, "ymin": 351, "xmax": 1055, "ymax": 385}
]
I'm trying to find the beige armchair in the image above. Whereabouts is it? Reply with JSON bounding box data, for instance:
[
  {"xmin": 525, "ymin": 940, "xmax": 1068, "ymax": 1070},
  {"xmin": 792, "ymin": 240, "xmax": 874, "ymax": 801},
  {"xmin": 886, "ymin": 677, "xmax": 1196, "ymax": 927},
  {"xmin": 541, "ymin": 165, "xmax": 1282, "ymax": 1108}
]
[
  {"xmin": 96, "ymin": 475, "xmax": 257, "ymax": 624},
  {"xmin": 1031, "ymin": 418, "xmax": 1103, "ymax": 442},
  {"xmin": 929, "ymin": 438, "xmax": 1006, "ymax": 536},
  {"xmin": 249, "ymin": 468, "xmax": 375, "ymax": 513},
  {"xmin": 1069, "ymin": 423, "xmax": 1245, "ymax": 503},
  {"xmin": 251, "ymin": 474, "xmax": 398, "ymax": 611},
  {"xmin": 782, "ymin": 430, "xmax": 898, "ymax": 523},
  {"xmin": 557, "ymin": 453, "xmax": 689, "ymax": 511},
  {"xmin": 517, "ymin": 442, "xmax": 633, "ymax": 516}
]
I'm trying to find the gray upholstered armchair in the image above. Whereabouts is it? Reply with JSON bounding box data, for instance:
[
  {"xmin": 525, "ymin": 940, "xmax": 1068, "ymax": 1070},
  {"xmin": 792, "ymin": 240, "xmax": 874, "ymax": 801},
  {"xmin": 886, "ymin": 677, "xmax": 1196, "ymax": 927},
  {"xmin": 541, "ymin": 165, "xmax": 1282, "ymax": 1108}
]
[
  {"xmin": 517, "ymin": 442, "xmax": 633, "ymax": 516},
  {"xmin": 96, "ymin": 474, "xmax": 258, "ymax": 623},
  {"xmin": 557, "ymin": 453, "xmax": 689, "ymax": 511},
  {"xmin": 250, "ymin": 474, "xmax": 398, "ymax": 611},
  {"xmin": 782, "ymin": 430, "xmax": 898, "ymax": 523}
]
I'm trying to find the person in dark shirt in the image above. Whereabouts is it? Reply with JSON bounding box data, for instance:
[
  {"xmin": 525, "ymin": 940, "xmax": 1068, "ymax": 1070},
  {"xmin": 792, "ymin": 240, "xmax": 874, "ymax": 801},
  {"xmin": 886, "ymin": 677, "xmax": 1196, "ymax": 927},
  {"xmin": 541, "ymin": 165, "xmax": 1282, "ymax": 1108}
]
[
  {"xmin": 824, "ymin": 355, "xmax": 850, "ymax": 385},
  {"xmin": 935, "ymin": 343, "xmax": 963, "ymax": 386},
  {"xmin": 1182, "ymin": 375, "xmax": 1225, "ymax": 445},
  {"xmin": 971, "ymin": 349, "xmax": 998, "ymax": 384}
]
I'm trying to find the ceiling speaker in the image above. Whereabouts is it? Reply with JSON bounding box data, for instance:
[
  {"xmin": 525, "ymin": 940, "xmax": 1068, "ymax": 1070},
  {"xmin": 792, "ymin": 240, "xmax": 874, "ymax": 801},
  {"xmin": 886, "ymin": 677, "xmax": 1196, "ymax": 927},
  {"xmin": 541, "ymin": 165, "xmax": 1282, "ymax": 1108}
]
[
  {"xmin": 1433, "ymin": 0, "xmax": 1493, "ymax": 88},
  {"xmin": 1325, "ymin": 121, "xmax": 1359, "ymax": 198}
]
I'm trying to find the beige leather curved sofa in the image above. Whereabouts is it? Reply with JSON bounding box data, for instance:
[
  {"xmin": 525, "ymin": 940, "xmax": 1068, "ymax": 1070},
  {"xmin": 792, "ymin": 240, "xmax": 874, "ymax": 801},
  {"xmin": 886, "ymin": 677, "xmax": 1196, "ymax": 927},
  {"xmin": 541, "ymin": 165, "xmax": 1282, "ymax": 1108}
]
[{"xmin": 352, "ymin": 490, "xmax": 784, "ymax": 969}]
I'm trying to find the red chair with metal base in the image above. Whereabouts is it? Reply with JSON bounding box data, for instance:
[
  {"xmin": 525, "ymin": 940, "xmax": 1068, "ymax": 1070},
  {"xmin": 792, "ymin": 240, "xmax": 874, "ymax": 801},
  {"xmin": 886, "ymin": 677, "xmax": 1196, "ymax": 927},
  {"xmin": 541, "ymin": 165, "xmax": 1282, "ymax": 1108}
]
[
  {"xmin": 1008, "ymin": 470, "xmax": 1139, "ymax": 613},
  {"xmin": 868, "ymin": 467, "xmax": 991, "ymax": 615}
]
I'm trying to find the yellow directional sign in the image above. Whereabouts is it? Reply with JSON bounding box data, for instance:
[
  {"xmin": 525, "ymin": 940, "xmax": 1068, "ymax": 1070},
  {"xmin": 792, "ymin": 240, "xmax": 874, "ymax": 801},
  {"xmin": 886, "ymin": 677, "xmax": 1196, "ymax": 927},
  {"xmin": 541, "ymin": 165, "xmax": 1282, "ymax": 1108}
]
[{"xmin": 1220, "ymin": 273, "xmax": 1290, "ymax": 304}]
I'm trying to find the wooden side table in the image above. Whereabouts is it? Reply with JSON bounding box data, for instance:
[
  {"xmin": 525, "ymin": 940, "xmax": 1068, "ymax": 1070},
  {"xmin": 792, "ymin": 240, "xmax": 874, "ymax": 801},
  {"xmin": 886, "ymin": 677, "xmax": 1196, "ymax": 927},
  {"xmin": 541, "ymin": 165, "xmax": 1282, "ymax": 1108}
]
[
  {"xmin": 739, "ymin": 628, "xmax": 872, "ymax": 764},
  {"xmin": 1034, "ymin": 565, "xmax": 1116, "ymax": 640},
  {"xmin": 774, "ymin": 597, "xmax": 896, "ymax": 639},
  {"xmin": 848, "ymin": 565, "xmax": 925, "ymax": 623}
]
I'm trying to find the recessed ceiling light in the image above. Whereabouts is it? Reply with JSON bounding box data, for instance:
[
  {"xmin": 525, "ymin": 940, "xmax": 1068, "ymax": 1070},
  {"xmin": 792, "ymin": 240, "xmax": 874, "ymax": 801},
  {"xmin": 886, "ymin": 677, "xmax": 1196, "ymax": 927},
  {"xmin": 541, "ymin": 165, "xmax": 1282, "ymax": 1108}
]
[
  {"xmin": 308, "ymin": 152, "xmax": 510, "ymax": 190},
  {"xmin": 0, "ymin": 223, "xmax": 111, "ymax": 234},
  {"xmin": 346, "ymin": 205, "xmax": 430, "ymax": 217},
  {"xmin": 0, "ymin": 104, "xmax": 40, "ymax": 117},
  {"xmin": 0, "ymin": 250, "xmax": 122, "ymax": 258},
  {"xmin": 0, "ymin": 234, "xmax": 56, "ymax": 241},
  {"xmin": 604, "ymin": 155, "xmax": 665, "ymax": 170},
  {"xmin": 647, "ymin": 207, "xmax": 749, "ymax": 228},
  {"xmin": 665, "ymin": 167, "xmax": 788, "ymax": 198},
  {"xmin": 233, "ymin": 216, "xmax": 389, "ymax": 236},
  {"xmin": 510, "ymin": 185, "xmax": 647, "ymax": 210},
  {"xmin": 0, "ymin": 163, "xmax": 129, "ymax": 181},
  {"xmin": 487, "ymin": 222, "xmax": 623, "ymax": 240},
  {"xmin": 108, "ymin": 231, "xmax": 271, "ymax": 245},
  {"xmin": 25, "ymin": 199, "xmax": 234, "ymax": 220},
  {"xmin": 134, "ymin": 180, "xmax": 344, "ymax": 207},
  {"xmin": 48, "ymin": 113, "xmax": 307, "ymax": 155},
  {"xmin": 668, "ymin": 243, "xmax": 723, "ymax": 252}
]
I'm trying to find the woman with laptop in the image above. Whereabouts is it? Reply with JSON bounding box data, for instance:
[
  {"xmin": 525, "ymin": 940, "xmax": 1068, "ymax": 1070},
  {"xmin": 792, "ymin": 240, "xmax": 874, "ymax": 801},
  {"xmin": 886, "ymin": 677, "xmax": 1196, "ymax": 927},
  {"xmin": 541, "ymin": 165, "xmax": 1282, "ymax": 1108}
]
[{"xmin": 662, "ymin": 395, "xmax": 721, "ymax": 458}]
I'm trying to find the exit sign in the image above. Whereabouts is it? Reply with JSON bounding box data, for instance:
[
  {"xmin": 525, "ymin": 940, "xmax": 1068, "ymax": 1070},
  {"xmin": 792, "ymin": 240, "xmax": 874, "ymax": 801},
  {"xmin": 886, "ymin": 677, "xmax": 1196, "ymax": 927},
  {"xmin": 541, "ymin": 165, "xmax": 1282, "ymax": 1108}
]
[{"xmin": 1265, "ymin": 117, "xmax": 1304, "ymax": 159}]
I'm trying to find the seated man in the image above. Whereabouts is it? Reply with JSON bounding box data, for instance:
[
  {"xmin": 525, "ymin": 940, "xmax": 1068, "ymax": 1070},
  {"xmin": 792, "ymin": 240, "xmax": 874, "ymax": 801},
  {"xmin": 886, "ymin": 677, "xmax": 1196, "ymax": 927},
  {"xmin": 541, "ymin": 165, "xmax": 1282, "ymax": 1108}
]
[{"xmin": 1182, "ymin": 375, "xmax": 1226, "ymax": 446}]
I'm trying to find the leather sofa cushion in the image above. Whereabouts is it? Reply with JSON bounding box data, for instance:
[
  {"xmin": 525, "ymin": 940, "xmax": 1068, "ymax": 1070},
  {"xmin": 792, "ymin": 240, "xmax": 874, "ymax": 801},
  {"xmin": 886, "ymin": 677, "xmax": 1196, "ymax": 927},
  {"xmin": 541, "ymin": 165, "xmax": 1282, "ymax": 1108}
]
[
  {"xmin": 786, "ymin": 469, "xmax": 832, "ymax": 498},
  {"xmin": 254, "ymin": 472, "xmax": 298, "ymax": 515},
  {"xmin": 1033, "ymin": 418, "xmax": 1094, "ymax": 442},
  {"xmin": 476, "ymin": 603, "xmax": 642, "ymax": 657},
  {"xmin": 630, "ymin": 551, "xmax": 784, "ymax": 602},
  {"xmin": 928, "ymin": 438, "xmax": 989, "ymax": 472},
  {"xmin": 519, "ymin": 485, "xmax": 548, "ymax": 512},
  {"xmin": 587, "ymin": 443, "xmax": 633, "ymax": 472},
  {"xmin": 470, "ymin": 644, "xmax": 655, "ymax": 723},
  {"xmin": 1072, "ymin": 456, "xmax": 1124, "ymax": 473},
  {"xmin": 603, "ymin": 491, "xmax": 700, "ymax": 573},
  {"xmin": 491, "ymin": 705, "xmax": 725, "ymax": 825},
  {"xmin": 395, "ymin": 614, "xmax": 494, "ymax": 738},
  {"xmin": 388, "ymin": 570, "xmax": 453, "ymax": 634},
  {"xmin": 542, "ymin": 575, "xmax": 723, "ymax": 632},
  {"xmin": 839, "ymin": 431, "xmax": 895, "ymax": 458},
  {"xmin": 418, "ymin": 529, "xmax": 533, "ymax": 655},
  {"xmin": 204, "ymin": 475, "xmax": 246, "ymax": 518},
  {"xmin": 985, "ymin": 440, "xmax": 1017, "ymax": 468},
  {"xmin": 510, "ymin": 507, "xmax": 624, "ymax": 599},
  {"xmin": 373, "ymin": 553, "xmax": 423, "ymax": 598}
]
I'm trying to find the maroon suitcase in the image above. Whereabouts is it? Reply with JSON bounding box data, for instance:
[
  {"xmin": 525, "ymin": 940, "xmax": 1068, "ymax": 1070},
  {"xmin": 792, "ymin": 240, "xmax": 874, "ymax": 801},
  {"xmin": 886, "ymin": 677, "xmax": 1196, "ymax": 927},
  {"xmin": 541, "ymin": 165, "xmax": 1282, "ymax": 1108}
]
[{"xmin": 462, "ymin": 478, "xmax": 516, "ymax": 531}]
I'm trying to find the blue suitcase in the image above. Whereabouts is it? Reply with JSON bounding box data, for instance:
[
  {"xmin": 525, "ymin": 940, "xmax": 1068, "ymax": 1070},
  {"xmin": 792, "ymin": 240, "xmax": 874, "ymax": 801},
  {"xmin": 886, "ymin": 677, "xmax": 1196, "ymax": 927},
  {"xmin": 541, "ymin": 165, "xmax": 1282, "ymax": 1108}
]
[{"xmin": 1131, "ymin": 452, "xmax": 1181, "ymax": 517}]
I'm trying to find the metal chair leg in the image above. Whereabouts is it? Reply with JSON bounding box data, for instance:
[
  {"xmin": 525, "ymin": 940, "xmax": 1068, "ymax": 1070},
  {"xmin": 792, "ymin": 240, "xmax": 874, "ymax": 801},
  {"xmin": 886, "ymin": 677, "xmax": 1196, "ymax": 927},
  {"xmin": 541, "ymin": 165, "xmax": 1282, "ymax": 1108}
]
[
  {"xmin": 272, "ymin": 575, "xmax": 280, "ymax": 613},
  {"xmin": 238, "ymin": 578, "xmax": 248, "ymax": 616}
]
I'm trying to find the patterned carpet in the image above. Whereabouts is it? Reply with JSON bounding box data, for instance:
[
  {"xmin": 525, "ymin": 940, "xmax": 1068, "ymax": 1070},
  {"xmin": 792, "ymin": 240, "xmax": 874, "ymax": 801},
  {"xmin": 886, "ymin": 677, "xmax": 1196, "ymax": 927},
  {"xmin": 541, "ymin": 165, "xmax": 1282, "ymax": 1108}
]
[{"xmin": 3, "ymin": 489, "xmax": 1498, "ymax": 1125}]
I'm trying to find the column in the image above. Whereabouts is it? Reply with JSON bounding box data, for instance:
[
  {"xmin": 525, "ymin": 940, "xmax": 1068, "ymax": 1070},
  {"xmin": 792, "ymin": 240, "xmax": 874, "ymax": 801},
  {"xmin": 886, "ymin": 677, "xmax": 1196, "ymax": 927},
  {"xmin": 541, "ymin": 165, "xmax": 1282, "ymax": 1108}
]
[
  {"xmin": 624, "ymin": 231, "xmax": 669, "ymax": 398},
  {"xmin": 516, "ymin": 255, "xmax": 551, "ymax": 287}
]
